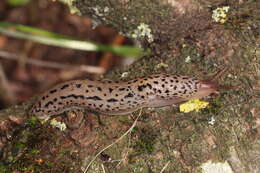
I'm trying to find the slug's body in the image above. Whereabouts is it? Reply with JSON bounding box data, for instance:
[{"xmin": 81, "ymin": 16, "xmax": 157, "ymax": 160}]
[{"xmin": 30, "ymin": 74, "xmax": 217, "ymax": 119}]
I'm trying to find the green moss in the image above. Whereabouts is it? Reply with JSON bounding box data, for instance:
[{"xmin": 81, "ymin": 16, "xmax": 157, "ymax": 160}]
[
  {"xmin": 131, "ymin": 126, "xmax": 158, "ymax": 154},
  {"xmin": 0, "ymin": 164, "xmax": 8, "ymax": 173}
]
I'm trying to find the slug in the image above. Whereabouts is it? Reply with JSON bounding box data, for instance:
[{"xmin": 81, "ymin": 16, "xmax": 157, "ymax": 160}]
[{"xmin": 30, "ymin": 74, "xmax": 217, "ymax": 119}]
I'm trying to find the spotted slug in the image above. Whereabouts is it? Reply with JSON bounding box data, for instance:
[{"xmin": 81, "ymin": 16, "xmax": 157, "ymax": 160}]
[{"xmin": 30, "ymin": 74, "xmax": 217, "ymax": 119}]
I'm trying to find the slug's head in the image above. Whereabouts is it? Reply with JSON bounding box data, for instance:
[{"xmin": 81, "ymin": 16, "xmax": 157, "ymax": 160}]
[{"xmin": 191, "ymin": 80, "xmax": 219, "ymax": 99}]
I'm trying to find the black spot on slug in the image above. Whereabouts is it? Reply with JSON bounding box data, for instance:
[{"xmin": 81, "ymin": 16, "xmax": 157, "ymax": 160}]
[
  {"xmin": 119, "ymin": 88, "xmax": 126, "ymax": 91},
  {"xmin": 61, "ymin": 84, "xmax": 69, "ymax": 90},
  {"xmin": 60, "ymin": 96, "xmax": 67, "ymax": 99},
  {"xmin": 153, "ymin": 81, "xmax": 159, "ymax": 84},
  {"xmin": 107, "ymin": 98, "xmax": 118, "ymax": 102},
  {"xmin": 76, "ymin": 84, "xmax": 82, "ymax": 88},
  {"xmin": 45, "ymin": 101, "xmax": 54, "ymax": 108},
  {"xmin": 124, "ymin": 92, "xmax": 134, "ymax": 98},
  {"xmin": 86, "ymin": 96, "xmax": 102, "ymax": 101},
  {"xmin": 97, "ymin": 87, "xmax": 102, "ymax": 91},
  {"xmin": 138, "ymin": 86, "xmax": 143, "ymax": 91},
  {"xmin": 67, "ymin": 94, "xmax": 80, "ymax": 99},
  {"xmin": 49, "ymin": 89, "xmax": 57, "ymax": 94},
  {"xmin": 138, "ymin": 84, "xmax": 148, "ymax": 91},
  {"xmin": 146, "ymin": 83, "xmax": 152, "ymax": 89},
  {"xmin": 109, "ymin": 88, "xmax": 113, "ymax": 93},
  {"xmin": 88, "ymin": 85, "xmax": 93, "ymax": 88}
]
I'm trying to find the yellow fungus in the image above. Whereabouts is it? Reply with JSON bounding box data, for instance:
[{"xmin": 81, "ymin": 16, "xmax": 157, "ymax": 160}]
[{"xmin": 179, "ymin": 99, "xmax": 209, "ymax": 113}]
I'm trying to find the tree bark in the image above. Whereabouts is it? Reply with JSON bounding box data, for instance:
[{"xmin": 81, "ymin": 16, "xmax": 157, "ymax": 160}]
[{"xmin": 0, "ymin": 0, "xmax": 259, "ymax": 173}]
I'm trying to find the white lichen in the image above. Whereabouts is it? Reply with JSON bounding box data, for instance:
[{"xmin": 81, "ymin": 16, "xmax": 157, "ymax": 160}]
[
  {"xmin": 92, "ymin": 6, "xmax": 110, "ymax": 17},
  {"xmin": 212, "ymin": 6, "xmax": 230, "ymax": 24},
  {"xmin": 132, "ymin": 23, "xmax": 154, "ymax": 43},
  {"xmin": 50, "ymin": 119, "xmax": 67, "ymax": 131},
  {"xmin": 156, "ymin": 62, "xmax": 169, "ymax": 69},
  {"xmin": 185, "ymin": 56, "xmax": 191, "ymax": 63},
  {"xmin": 121, "ymin": 72, "xmax": 129, "ymax": 78},
  {"xmin": 201, "ymin": 160, "xmax": 233, "ymax": 173},
  {"xmin": 57, "ymin": 0, "xmax": 79, "ymax": 14},
  {"xmin": 208, "ymin": 116, "xmax": 216, "ymax": 125}
]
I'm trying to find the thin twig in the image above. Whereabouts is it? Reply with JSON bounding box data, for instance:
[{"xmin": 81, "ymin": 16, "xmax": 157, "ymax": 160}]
[
  {"xmin": 83, "ymin": 109, "xmax": 143, "ymax": 173},
  {"xmin": 159, "ymin": 161, "xmax": 170, "ymax": 173},
  {"xmin": 101, "ymin": 164, "xmax": 106, "ymax": 173},
  {"xmin": 0, "ymin": 50, "xmax": 105, "ymax": 74}
]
